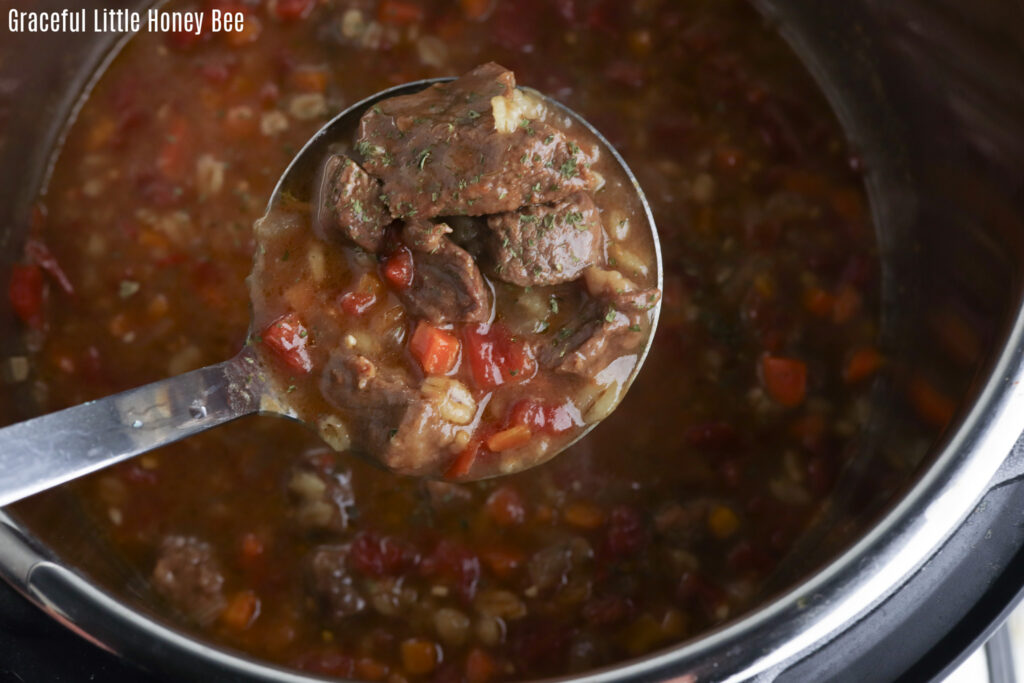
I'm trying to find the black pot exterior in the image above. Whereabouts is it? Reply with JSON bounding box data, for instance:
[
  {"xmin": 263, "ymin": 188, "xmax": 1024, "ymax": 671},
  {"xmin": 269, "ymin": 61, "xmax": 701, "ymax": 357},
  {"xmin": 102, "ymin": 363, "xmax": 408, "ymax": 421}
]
[{"xmin": 1, "ymin": 1, "xmax": 1024, "ymax": 681}]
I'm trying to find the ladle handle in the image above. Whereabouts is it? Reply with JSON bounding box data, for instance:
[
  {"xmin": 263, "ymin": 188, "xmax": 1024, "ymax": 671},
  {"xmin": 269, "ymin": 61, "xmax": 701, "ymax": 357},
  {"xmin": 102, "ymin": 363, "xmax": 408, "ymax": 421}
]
[{"xmin": 0, "ymin": 348, "xmax": 265, "ymax": 507}]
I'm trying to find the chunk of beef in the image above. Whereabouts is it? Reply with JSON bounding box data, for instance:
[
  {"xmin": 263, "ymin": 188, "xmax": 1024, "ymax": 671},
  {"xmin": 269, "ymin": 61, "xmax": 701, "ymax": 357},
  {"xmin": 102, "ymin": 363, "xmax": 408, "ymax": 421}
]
[
  {"xmin": 286, "ymin": 454, "xmax": 355, "ymax": 534},
  {"xmin": 356, "ymin": 62, "xmax": 597, "ymax": 219},
  {"xmin": 487, "ymin": 192, "xmax": 604, "ymax": 286},
  {"xmin": 422, "ymin": 480, "xmax": 474, "ymax": 510},
  {"xmin": 542, "ymin": 273, "xmax": 661, "ymax": 378},
  {"xmin": 527, "ymin": 536, "xmax": 593, "ymax": 592},
  {"xmin": 315, "ymin": 154, "xmax": 390, "ymax": 251},
  {"xmin": 309, "ymin": 545, "xmax": 367, "ymax": 622},
  {"xmin": 397, "ymin": 231, "xmax": 490, "ymax": 324},
  {"xmin": 320, "ymin": 351, "xmax": 461, "ymax": 475},
  {"xmin": 151, "ymin": 535, "xmax": 225, "ymax": 625},
  {"xmin": 402, "ymin": 217, "xmax": 451, "ymax": 253}
]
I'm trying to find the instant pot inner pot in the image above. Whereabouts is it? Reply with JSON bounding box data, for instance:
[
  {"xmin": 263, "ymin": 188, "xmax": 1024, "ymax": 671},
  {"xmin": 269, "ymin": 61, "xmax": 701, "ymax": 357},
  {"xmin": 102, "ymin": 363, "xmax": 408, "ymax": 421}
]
[{"xmin": 1, "ymin": 0, "xmax": 1023, "ymax": 678}]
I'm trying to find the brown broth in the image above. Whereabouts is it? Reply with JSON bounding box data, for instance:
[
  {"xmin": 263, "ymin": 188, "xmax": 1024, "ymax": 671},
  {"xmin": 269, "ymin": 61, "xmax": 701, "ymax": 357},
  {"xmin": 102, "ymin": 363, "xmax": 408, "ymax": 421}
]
[{"xmin": 13, "ymin": 0, "xmax": 883, "ymax": 679}]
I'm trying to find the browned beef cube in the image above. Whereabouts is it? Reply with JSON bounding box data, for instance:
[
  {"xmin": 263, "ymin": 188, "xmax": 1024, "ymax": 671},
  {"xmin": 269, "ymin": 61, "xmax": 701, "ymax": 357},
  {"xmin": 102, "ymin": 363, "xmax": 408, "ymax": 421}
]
[
  {"xmin": 398, "ymin": 228, "xmax": 491, "ymax": 324},
  {"xmin": 356, "ymin": 62, "xmax": 597, "ymax": 219},
  {"xmin": 308, "ymin": 545, "xmax": 367, "ymax": 622},
  {"xmin": 151, "ymin": 535, "xmax": 225, "ymax": 626},
  {"xmin": 487, "ymin": 192, "xmax": 604, "ymax": 286},
  {"xmin": 542, "ymin": 280, "xmax": 661, "ymax": 378},
  {"xmin": 320, "ymin": 352, "xmax": 464, "ymax": 475},
  {"xmin": 314, "ymin": 154, "xmax": 390, "ymax": 251}
]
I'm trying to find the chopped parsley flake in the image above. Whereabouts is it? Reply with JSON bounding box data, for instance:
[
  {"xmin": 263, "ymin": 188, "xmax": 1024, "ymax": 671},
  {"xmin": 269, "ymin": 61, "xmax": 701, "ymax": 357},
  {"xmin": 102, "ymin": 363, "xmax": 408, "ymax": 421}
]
[
  {"xmin": 560, "ymin": 158, "xmax": 579, "ymax": 179},
  {"xmin": 605, "ymin": 307, "xmax": 618, "ymax": 323},
  {"xmin": 629, "ymin": 324, "xmax": 643, "ymax": 332}
]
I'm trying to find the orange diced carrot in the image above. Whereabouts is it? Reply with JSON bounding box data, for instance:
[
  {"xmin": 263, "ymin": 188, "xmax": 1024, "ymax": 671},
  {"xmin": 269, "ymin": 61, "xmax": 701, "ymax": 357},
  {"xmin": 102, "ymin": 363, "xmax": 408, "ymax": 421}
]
[
  {"xmin": 356, "ymin": 657, "xmax": 389, "ymax": 681},
  {"xmin": 803, "ymin": 287, "xmax": 835, "ymax": 317},
  {"xmin": 485, "ymin": 486, "xmax": 525, "ymax": 526},
  {"xmin": 843, "ymin": 347, "xmax": 884, "ymax": 384},
  {"xmin": 221, "ymin": 590, "xmax": 260, "ymax": 630},
  {"xmin": 290, "ymin": 66, "xmax": 329, "ymax": 93},
  {"xmin": 465, "ymin": 648, "xmax": 497, "ymax": 683},
  {"xmin": 459, "ymin": 0, "xmax": 494, "ymax": 21},
  {"xmin": 761, "ymin": 355, "xmax": 807, "ymax": 408},
  {"xmin": 445, "ymin": 439, "xmax": 481, "ymax": 480},
  {"xmin": 908, "ymin": 376, "xmax": 956, "ymax": 428},
  {"xmin": 563, "ymin": 501, "xmax": 605, "ymax": 529},
  {"xmin": 400, "ymin": 638, "xmax": 439, "ymax": 675},
  {"xmin": 832, "ymin": 284, "xmax": 862, "ymax": 324},
  {"xmin": 410, "ymin": 322, "xmax": 460, "ymax": 375},
  {"xmin": 486, "ymin": 425, "xmax": 532, "ymax": 452},
  {"xmin": 480, "ymin": 547, "xmax": 525, "ymax": 579}
]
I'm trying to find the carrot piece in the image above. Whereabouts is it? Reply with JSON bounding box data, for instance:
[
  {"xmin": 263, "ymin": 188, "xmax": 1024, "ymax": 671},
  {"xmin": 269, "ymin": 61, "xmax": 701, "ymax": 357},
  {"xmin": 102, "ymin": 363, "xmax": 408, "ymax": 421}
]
[
  {"xmin": 803, "ymin": 287, "xmax": 834, "ymax": 317},
  {"xmin": 563, "ymin": 501, "xmax": 605, "ymax": 529},
  {"xmin": 355, "ymin": 657, "xmax": 389, "ymax": 681},
  {"xmin": 844, "ymin": 347, "xmax": 884, "ymax": 384},
  {"xmin": 445, "ymin": 439, "xmax": 481, "ymax": 480},
  {"xmin": 832, "ymin": 284, "xmax": 862, "ymax": 324},
  {"xmin": 908, "ymin": 376, "xmax": 956, "ymax": 428},
  {"xmin": 240, "ymin": 532, "xmax": 264, "ymax": 560},
  {"xmin": 410, "ymin": 322, "xmax": 460, "ymax": 375},
  {"xmin": 761, "ymin": 355, "xmax": 807, "ymax": 408},
  {"xmin": 400, "ymin": 638, "xmax": 439, "ymax": 675},
  {"xmin": 486, "ymin": 425, "xmax": 532, "ymax": 452},
  {"xmin": 290, "ymin": 66, "xmax": 329, "ymax": 93},
  {"xmin": 465, "ymin": 648, "xmax": 497, "ymax": 683},
  {"xmin": 485, "ymin": 486, "xmax": 525, "ymax": 526},
  {"xmin": 221, "ymin": 590, "xmax": 260, "ymax": 630},
  {"xmin": 707, "ymin": 505, "xmax": 740, "ymax": 539},
  {"xmin": 479, "ymin": 547, "xmax": 525, "ymax": 579},
  {"xmin": 459, "ymin": 0, "xmax": 494, "ymax": 21}
]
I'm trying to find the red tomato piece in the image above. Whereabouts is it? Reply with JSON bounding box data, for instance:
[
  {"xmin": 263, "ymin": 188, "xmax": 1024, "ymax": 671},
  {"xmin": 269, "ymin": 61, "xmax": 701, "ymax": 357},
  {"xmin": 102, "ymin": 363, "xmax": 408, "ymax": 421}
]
[
  {"xmin": 348, "ymin": 532, "xmax": 410, "ymax": 577},
  {"xmin": 9, "ymin": 264, "xmax": 45, "ymax": 330},
  {"xmin": 269, "ymin": 0, "xmax": 315, "ymax": 21},
  {"xmin": 462, "ymin": 324, "xmax": 536, "ymax": 391},
  {"xmin": 377, "ymin": 0, "xmax": 424, "ymax": 25},
  {"xmin": 510, "ymin": 399, "xmax": 547, "ymax": 432},
  {"xmin": 410, "ymin": 322, "xmax": 460, "ymax": 375},
  {"xmin": 420, "ymin": 540, "xmax": 480, "ymax": 600},
  {"xmin": 261, "ymin": 312, "xmax": 312, "ymax": 373},
  {"xmin": 339, "ymin": 291, "xmax": 377, "ymax": 316},
  {"xmin": 760, "ymin": 355, "xmax": 807, "ymax": 407},
  {"xmin": 382, "ymin": 247, "xmax": 414, "ymax": 289}
]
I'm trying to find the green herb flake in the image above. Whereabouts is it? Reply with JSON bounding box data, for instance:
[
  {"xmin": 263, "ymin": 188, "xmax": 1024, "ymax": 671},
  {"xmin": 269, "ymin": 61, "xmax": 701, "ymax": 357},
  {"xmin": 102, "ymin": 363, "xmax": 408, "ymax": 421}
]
[
  {"xmin": 416, "ymin": 148, "xmax": 431, "ymax": 170},
  {"xmin": 549, "ymin": 297, "xmax": 559, "ymax": 314},
  {"xmin": 281, "ymin": 250, "xmax": 291, "ymax": 261},
  {"xmin": 605, "ymin": 307, "xmax": 618, "ymax": 323},
  {"xmin": 629, "ymin": 324, "xmax": 643, "ymax": 332},
  {"xmin": 560, "ymin": 158, "xmax": 579, "ymax": 179},
  {"xmin": 544, "ymin": 134, "xmax": 554, "ymax": 144},
  {"xmin": 467, "ymin": 109, "xmax": 481, "ymax": 119}
]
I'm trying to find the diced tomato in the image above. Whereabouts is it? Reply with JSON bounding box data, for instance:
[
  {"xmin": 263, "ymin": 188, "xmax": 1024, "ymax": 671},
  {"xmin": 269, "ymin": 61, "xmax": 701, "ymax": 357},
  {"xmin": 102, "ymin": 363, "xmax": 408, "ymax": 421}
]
[
  {"xmin": 462, "ymin": 324, "xmax": 536, "ymax": 391},
  {"xmin": 377, "ymin": 0, "xmax": 424, "ymax": 25},
  {"xmin": 485, "ymin": 486, "xmax": 526, "ymax": 526},
  {"xmin": 908, "ymin": 376, "xmax": 956, "ymax": 428},
  {"xmin": 348, "ymin": 532, "xmax": 412, "ymax": 577},
  {"xmin": 843, "ymin": 347, "xmax": 884, "ymax": 384},
  {"xmin": 9, "ymin": 264, "xmax": 45, "ymax": 330},
  {"xmin": 339, "ymin": 291, "xmax": 377, "ymax": 316},
  {"xmin": 760, "ymin": 355, "xmax": 807, "ymax": 407},
  {"xmin": 510, "ymin": 399, "xmax": 547, "ymax": 432},
  {"xmin": 604, "ymin": 505, "xmax": 648, "ymax": 557},
  {"xmin": 832, "ymin": 284, "xmax": 862, "ymax": 324},
  {"xmin": 355, "ymin": 657, "xmax": 389, "ymax": 682},
  {"xmin": 240, "ymin": 532, "xmax": 265, "ymax": 561},
  {"xmin": 25, "ymin": 239, "xmax": 74, "ymax": 295},
  {"xmin": 261, "ymin": 312, "xmax": 312, "ymax": 373},
  {"xmin": 802, "ymin": 287, "xmax": 834, "ymax": 317},
  {"xmin": 382, "ymin": 247, "xmax": 414, "ymax": 289},
  {"xmin": 420, "ymin": 539, "xmax": 480, "ymax": 601},
  {"xmin": 269, "ymin": 0, "xmax": 315, "ymax": 21},
  {"xmin": 410, "ymin": 322, "xmax": 460, "ymax": 375},
  {"xmin": 509, "ymin": 398, "xmax": 576, "ymax": 435}
]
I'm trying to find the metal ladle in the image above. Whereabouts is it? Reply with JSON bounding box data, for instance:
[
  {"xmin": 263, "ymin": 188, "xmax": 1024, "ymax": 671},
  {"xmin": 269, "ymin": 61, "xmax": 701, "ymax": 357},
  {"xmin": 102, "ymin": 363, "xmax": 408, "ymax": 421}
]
[{"xmin": 0, "ymin": 79, "xmax": 662, "ymax": 506}]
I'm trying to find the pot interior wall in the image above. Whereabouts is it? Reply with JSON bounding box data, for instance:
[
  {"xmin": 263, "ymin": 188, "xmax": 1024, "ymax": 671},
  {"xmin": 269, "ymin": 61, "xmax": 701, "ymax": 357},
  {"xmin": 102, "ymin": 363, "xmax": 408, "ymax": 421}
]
[{"xmin": 0, "ymin": 0, "xmax": 1022, "ymax": 670}]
